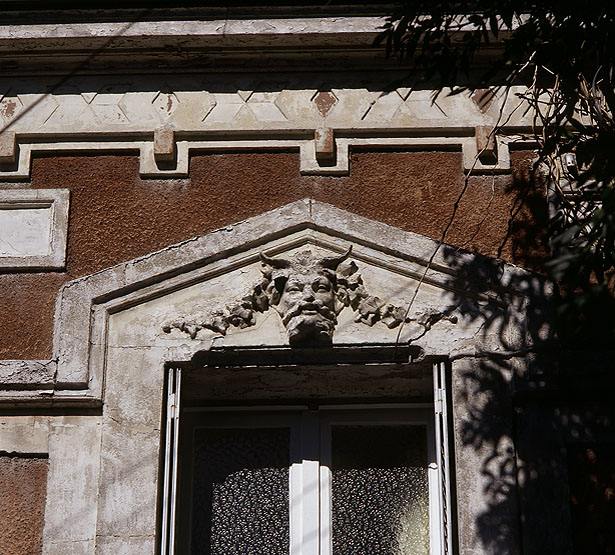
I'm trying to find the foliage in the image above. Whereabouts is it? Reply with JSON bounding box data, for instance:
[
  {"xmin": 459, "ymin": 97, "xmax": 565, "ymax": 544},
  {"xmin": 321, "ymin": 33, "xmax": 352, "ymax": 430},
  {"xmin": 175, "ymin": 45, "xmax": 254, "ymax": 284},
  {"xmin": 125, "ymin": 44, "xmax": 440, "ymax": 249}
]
[{"xmin": 377, "ymin": 1, "xmax": 615, "ymax": 343}]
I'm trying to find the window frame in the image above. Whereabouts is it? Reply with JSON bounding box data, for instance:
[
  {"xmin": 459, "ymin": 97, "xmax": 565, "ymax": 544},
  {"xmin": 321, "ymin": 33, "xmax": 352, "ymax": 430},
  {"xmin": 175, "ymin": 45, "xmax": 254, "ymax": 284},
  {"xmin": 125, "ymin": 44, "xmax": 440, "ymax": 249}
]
[
  {"xmin": 160, "ymin": 360, "xmax": 454, "ymax": 555},
  {"xmin": 315, "ymin": 405, "xmax": 440, "ymax": 555}
]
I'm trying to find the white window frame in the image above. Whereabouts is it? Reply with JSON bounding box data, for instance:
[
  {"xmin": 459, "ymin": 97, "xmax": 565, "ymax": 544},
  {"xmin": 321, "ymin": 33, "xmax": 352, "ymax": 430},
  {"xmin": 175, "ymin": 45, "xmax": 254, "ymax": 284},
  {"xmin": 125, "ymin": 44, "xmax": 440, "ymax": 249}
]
[
  {"xmin": 290, "ymin": 405, "xmax": 439, "ymax": 555},
  {"xmin": 160, "ymin": 362, "xmax": 453, "ymax": 555}
]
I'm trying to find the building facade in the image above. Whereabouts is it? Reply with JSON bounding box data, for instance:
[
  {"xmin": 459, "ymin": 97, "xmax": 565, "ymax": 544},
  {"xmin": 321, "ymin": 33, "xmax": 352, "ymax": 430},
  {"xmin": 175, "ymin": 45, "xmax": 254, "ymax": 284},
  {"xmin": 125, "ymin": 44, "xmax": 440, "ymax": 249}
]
[{"xmin": 0, "ymin": 5, "xmax": 613, "ymax": 555}]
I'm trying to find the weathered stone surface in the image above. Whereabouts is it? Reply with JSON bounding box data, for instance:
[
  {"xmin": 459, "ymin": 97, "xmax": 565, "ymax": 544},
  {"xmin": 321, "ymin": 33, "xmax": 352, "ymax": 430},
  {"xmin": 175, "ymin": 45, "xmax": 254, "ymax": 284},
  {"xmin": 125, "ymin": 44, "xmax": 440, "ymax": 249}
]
[
  {"xmin": 0, "ymin": 360, "xmax": 55, "ymax": 387},
  {"xmin": 0, "ymin": 130, "xmax": 16, "ymax": 163},
  {"xmin": 93, "ymin": 535, "xmax": 155, "ymax": 555},
  {"xmin": 0, "ymin": 199, "xmax": 549, "ymax": 554},
  {"xmin": 1, "ymin": 151, "xmax": 548, "ymax": 363},
  {"xmin": 95, "ymin": 346, "xmax": 166, "ymax": 541},
  {"xmin": 0, "ymin": 416, "xmax": 49, "ymax": 454},
  {"xmin": 314, "ymin": 127, "xmax": 335, "ymax": 161},
  {"xmin": 45, "ymin": 539, "xmax": 95, "ymax": 555},
  {"xmin": 111, "ymin": 236, "xmax": 490, "ymax": 353},
  {"xmin": 164, "ymin": 247, "xmax": 419, "ymax": 346},
  {"xmin": 0, "ymin": 12, "xmax": 562, "ymax": 555},
  {"xmin": 452, "ymin": 359, "xmax": 521, "ymax": 555},
  {"xmin": 153, "ymin": 127, "xmax": 175, "ymax": 163},
  {"xmin": 0, "ymin": 69, "xmax": 532, "ymax": 178},
  {"xmin": 43, "ymin": 416, "xmax": 102, "ymax": 551},
  {"xmin": 0, "ymin": 198, "xmax": 546, "ymax": 398},
  {"xmin": 476, "ymin": 125, "xmax": 498, "ymax": 164},
  {"xmin": 0, "ymin": 206, "xmax": 51, "ymax": 256},
  {"xmin": 181, "ymin": 362, "xmax": 433, "ymax": 402}
]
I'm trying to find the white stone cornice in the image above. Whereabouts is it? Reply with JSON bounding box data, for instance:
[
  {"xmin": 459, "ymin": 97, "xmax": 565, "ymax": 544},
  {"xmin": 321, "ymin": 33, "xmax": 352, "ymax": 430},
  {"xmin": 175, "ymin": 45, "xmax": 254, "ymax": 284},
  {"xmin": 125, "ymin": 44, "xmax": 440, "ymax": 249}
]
[{"xmin": 0, "ymin": 17, "xmax": 386, "ymax": 48}]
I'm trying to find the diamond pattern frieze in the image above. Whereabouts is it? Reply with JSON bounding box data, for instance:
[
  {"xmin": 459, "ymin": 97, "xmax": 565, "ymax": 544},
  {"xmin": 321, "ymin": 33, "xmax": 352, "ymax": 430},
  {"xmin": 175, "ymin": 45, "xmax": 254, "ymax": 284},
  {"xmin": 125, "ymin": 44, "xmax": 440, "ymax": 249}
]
[
  {"xmin": 325, "ymin": 88, "xmax": 375, "ymax": 125},
  {"xmin": 157, "ymin": 91, "xmax": 217, "ymax": 128},
  {"xmin": 0, "ymin": 74, "xmax": 530, "ymax": 180},
  {"xmin": 118, "ymin": 92, "xmax": 158, "ymax": 127},
  {"xmin": 80, "ymin": 84, "xmax": 130, "ymax": 125},
  {"xmin": 361, "ymin": 89, "xmax": 451, "ymax": 124},
  {"xmin": 311, "ymin": 90, "xmax": 338, "ymax": 118},
  {"xmin": 16, "ymin": 93, "xmax": 58, "ymax": 130},
  {"xmin": 199, "ymin": 93, "xmax": 218, "ymax": 122},
  {"xmin": 204, "ymin": 93, "xmax": 245, "ymax": 123},
  {"xmin": 472, "ymin": 88, "xmax": 497, "ymax": 113},
  {"xmin": 246, "ymin": 92, "xmax": 286, "ymax": 122},
  {"xmin": 0, "ymin": 89, "xmax": 24, "ymax": 126},
  {"xmin": 152, "ymin": 91, "xmax": 180, "ymax": 120},
  {"xmin": 405, "ymin": 90, "xmax": 449, "ymax": 120},
  {"xmin": 361, "ymin": 91, "xmax": 404, "ymax": 122},
  {"xmin": 203, "ymin": 90, "xmax": 287, "ymax": 125},
  {"xmin": 41, "ymin": 86, "xmax": 95, "ymax": 129},
  {"xmin": 273, "ymin": 89, "xmax": 322, "ymax": 122}
]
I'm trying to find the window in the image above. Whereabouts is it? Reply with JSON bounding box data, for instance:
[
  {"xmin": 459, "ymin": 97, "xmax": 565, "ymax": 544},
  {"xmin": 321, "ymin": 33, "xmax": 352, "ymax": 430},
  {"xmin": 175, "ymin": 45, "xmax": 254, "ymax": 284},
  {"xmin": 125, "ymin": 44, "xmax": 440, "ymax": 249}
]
[{"xmin": 160, "ymin": 355, "xmax": 453, "ymax": 555}]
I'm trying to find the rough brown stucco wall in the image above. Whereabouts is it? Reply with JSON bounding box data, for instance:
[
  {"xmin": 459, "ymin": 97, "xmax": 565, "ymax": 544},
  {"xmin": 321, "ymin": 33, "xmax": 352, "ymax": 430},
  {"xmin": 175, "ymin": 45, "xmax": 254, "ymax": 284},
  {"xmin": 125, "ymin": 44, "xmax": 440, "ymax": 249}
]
[
  {"xmin": 0, "ymin": 456, "xmax": 48, "ymax": 555},
  {"xmin": 0, "ymin": 150, "xmax": 548, "ymax": 360}
]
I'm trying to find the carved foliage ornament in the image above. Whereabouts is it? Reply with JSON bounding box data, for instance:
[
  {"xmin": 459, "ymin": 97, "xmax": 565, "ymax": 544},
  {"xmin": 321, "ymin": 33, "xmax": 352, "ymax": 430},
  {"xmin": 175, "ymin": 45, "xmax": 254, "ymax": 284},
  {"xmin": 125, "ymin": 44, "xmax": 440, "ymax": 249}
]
[{"xmin": 163, "ymin": 247, "xmax": 415, "ymax": 346}]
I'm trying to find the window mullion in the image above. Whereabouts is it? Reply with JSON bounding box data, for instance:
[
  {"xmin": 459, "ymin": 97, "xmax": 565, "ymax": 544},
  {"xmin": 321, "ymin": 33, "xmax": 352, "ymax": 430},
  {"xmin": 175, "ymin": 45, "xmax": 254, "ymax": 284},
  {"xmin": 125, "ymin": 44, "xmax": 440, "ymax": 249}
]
[
  {"xmin": 290, "ymin": 460, "xmax": 322, "ymax": 555},
  {"xmin": 433, "ymin": 362, "xmax": 452, "ymax": 555},
  {"xmin": 319, "ymin": 464, "xmax": 332, "ymax": 555},
  {"xmin": 290, "ymin": 409, "xmax": 331, "ymax": 555},
  {"xmin": 160, "ymin": 366, "xmax": 182, "ymax": 555}
]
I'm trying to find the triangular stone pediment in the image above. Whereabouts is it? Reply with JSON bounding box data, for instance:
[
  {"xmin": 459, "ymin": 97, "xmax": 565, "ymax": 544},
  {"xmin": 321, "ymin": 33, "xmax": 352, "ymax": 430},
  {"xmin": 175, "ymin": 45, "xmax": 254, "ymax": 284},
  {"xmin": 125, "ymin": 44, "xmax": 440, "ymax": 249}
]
[
  {"xmin": 148, "ymin": 231, "xmax": 463, "ymax": 349},
  {"xmin": 52, "ymin": 199, "xmax": 548, "ymax": 394}
]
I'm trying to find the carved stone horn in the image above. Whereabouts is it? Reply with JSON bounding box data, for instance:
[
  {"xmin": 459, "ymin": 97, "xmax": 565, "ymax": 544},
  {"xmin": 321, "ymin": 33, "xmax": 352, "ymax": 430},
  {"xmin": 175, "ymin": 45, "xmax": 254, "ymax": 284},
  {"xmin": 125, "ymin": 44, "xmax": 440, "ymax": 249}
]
[
  {"xmin": 319, "ymin": 245, "xmax": 352, "ymax": 269},
  {"xmin": 259, "ymin": 250, "xmax": 291, "ymax": 269}
]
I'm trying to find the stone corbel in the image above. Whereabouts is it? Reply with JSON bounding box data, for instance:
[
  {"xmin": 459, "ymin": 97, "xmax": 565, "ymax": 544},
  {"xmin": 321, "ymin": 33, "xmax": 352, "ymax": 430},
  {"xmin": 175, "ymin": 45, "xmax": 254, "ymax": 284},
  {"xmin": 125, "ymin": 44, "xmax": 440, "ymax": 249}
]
[
  {"xmin": 0, "ymin": 130, "xmax": 17, "ymax": 164},
  {"xmin": 300, "ymin": 133, "xmax": 350, "ymax": 176},
  {"xmin": 153, "ymin": 127, "xmax": 176, "ymax": 165}
]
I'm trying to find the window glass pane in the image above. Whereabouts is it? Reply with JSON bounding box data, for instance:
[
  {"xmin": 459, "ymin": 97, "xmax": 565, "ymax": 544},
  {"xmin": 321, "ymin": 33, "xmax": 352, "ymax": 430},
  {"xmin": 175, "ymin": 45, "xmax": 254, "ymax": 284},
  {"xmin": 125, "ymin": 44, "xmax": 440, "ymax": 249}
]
[
  {"xmin": 331, "ymin": 425, "xmax": 430, "ymax": 555},
  {"xmin": 191, "ymin": 427, "xmax": 290, "ymax": 555}
]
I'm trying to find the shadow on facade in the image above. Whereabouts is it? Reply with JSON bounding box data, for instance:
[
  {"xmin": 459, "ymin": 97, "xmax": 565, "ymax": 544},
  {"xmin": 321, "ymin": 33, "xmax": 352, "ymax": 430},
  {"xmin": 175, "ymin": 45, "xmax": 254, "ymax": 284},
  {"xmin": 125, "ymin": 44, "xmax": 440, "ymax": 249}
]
[
  {"xmin": 438, "ymin": 166, "xmax": 553, "ymax": 552},
  {"xmin": 437, "ymin": 165, "xmax": 615, "ymax": 553},
  {"xmin": 458, "ymin": 358, "xmax": 519, "ymax": 554}
]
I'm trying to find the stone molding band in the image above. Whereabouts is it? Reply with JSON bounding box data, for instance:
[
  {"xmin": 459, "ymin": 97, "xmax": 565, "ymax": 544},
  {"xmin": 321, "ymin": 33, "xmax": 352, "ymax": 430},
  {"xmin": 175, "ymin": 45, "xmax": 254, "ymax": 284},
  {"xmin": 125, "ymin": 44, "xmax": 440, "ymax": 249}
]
[{"xmin": 0, "ymin": 132, "xmax": 526, "ymax": 179}]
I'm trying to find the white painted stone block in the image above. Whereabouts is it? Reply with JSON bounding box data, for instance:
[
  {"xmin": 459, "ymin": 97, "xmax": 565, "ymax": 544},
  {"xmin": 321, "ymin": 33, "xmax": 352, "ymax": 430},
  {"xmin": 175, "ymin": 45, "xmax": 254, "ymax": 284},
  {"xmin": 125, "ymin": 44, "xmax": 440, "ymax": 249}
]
[
  {"xmin": 0, "ymin": 416, "xmax": 49, "ymax": 453},
  {"xmin": 43, "ymin": 416, "xmax": 102, "ymax": 552},
  {"xmin": 0, "ymin": 205, "xmax": 50, "ymax": 256},
  {"xmin": 0, "ymin": 188, "xmax": 69, "ymax": 269}
]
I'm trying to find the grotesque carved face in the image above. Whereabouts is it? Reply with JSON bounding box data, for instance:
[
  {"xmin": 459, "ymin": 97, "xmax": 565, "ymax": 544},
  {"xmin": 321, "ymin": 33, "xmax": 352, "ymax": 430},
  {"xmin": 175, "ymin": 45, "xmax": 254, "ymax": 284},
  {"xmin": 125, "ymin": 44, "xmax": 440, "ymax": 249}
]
[
  {"xmin": 275, "ymin": 271, "xmax": 338, "ymax": 345},
  {"xmin": 260, "ymin": 248, "xmax": 351, "ymax": 346}
]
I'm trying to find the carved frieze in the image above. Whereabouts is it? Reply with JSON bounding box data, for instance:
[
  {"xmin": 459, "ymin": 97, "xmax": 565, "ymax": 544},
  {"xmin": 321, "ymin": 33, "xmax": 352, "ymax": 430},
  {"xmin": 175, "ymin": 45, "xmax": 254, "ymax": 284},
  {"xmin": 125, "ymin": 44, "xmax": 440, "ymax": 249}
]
[{"xmin": 163, "ymin": 247, "xmax": 421, "ymax": 346}]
